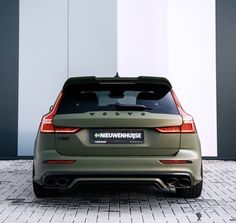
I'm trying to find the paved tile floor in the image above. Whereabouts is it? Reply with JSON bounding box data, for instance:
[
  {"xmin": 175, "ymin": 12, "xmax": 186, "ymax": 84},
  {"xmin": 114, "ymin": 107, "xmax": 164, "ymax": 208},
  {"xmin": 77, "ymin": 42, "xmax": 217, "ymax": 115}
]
[{"xmin": 0, "ymin": 160, "xmax": 235, "ymax": 223}]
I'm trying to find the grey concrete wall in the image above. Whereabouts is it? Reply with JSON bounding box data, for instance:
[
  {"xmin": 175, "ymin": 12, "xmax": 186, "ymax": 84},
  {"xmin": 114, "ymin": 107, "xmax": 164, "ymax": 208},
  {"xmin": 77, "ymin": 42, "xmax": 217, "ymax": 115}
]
[
  {"xmin": 216, "ymin": 0, "xmax": 236, "ymax": 159},
  {"xmin": 18, "ymin": 0, "xmax": 68, "ymax": 156},
  {"xmin": 0, "ymin": 0, "xmax": 19, "ymax": 158},
  {"xmin": 69, "ymin": 0, "xmax": 117, "ymax": 76}
]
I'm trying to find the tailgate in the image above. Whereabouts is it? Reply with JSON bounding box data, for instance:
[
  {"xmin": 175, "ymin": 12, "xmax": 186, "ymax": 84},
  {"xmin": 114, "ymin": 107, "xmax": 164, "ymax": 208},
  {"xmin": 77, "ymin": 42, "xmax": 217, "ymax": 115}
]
[{"xmin": 53, "ymin": 111, "xmax": 182, "ymax": 156}]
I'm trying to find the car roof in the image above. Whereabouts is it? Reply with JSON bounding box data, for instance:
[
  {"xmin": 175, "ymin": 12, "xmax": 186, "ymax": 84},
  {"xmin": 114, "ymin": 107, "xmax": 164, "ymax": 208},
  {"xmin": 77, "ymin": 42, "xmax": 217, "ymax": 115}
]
[{"xmin": 63, "ymin": 76, "xmax": 172, "ymax": 89}]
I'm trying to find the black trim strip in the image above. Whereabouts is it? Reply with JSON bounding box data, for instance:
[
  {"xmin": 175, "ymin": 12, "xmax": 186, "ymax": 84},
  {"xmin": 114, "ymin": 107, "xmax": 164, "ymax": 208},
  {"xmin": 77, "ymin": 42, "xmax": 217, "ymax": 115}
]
[
  {"xmin": 0, "ymin": 0, "xmax": 19, "ymax": 158},
  {"xmin": 216, "ymin": 0, "xmax": 236, "ymax": 159}
]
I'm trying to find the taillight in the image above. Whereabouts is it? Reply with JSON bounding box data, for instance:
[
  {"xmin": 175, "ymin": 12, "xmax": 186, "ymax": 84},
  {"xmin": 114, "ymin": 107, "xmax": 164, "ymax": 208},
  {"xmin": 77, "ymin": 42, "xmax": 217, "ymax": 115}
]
[
  {"xmin": 40, "ymin": 92, "xmax": 63, "ymax": 133},
  {"xmin": 155, "ymin": 90, "xmax": 196, "ymax": 134},
  {"xmin": 155, "ymin": 126, "xmax": 181, "ymax": 133},
  {"xmin": 155, "ymin": 122, "xmax": 196, "ymax": 133},
  {"xmin": 39, "ymin": 92, "xmax": 80, "ymax": 134},
  {"xmin": 54, "ymin": 127, "xmax": 80, "ymax": 133}
]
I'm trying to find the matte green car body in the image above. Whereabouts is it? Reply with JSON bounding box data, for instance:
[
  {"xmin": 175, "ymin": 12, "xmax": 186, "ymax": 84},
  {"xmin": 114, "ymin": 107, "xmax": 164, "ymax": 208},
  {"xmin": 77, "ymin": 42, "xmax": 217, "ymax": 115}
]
[{"xmin": 33, "ymin": 76, "xmax": 202, "ymax": 198}]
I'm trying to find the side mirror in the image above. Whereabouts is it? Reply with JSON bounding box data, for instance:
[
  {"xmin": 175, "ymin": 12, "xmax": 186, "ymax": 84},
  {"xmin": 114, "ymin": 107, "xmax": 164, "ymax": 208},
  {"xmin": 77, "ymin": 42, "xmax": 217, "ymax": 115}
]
[{"xmin": 49, "ymin": 105, "xmax": 54, "ymax": 112}]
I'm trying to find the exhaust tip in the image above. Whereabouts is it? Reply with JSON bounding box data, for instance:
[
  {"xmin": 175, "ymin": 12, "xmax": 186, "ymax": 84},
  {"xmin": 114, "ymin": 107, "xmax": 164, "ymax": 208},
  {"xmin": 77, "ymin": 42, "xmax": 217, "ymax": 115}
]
[
  {"xmin": 45, "ymin": 178, "xmax": 57, "ymax": 187},
  {"xmin": 166, "ymin": 178, "xmax": 179, "ymax": 187},
  {"xmin": 179, "ymin": 178, "xmax": 191, "ymax": 187},
  {"xmin": 57, "ymin": 177, "xmax": 69, "ymax": 187}
]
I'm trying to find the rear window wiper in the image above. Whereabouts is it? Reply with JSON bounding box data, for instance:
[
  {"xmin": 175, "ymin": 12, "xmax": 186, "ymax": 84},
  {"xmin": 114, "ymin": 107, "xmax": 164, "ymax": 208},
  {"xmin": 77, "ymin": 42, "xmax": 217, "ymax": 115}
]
[{"xmin": 115, "ymin": 103, "xmax": 152, "ymax": 111}]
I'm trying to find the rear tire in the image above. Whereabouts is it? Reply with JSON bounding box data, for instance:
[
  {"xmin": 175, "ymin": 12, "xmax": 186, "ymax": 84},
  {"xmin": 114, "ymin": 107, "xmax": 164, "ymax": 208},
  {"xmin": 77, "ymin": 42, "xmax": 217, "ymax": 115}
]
[
  {"xmin": 33, "ymin": 181, "xmax": 58, "ymax": 198},
  {"xmin": 175, "ymin": 180, "xmax": 202, "ymax": 198},
  {"xmin": 175, "ymin": 163, "xmax": 203, "ymax": 198},
  {"xmin": 33, "ymin": 165, "xmax": 58, "ymax": 198}
]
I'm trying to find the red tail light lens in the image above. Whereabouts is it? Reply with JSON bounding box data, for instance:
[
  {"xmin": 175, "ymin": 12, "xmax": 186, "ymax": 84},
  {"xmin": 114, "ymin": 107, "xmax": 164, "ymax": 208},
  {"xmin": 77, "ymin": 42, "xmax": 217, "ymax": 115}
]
[
  {"xmin": 155, "ymin": 122, "xmax": 196, "ymax": 133},
  {"xmin": 40, "ymin": 120, "xmax": 55, "ymax": 133},
  {"xmin": 180, "ymin": 121, "xmax": 196, "ymax": 133},
  {"xmin": 155, "ymin": 90, "xmax": 196, "ymax": 134},
  {"xmin": 39, "ymin": 92, "xmax": 80, "ymax": 134}
]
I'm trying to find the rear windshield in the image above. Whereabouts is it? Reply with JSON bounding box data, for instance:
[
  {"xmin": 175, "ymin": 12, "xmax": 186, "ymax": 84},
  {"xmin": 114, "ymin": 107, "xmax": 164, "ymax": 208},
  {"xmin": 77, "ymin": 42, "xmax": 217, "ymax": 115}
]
[{"xmin": 57, "ymin": 84, "xmax": 179, "ymax": 115}]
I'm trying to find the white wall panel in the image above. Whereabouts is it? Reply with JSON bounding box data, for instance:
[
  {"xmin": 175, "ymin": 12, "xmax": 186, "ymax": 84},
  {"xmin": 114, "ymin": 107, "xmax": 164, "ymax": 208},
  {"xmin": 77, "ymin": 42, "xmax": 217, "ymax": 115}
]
[
  {"xmin": 18, "ymin": 0, "xmax": 67, "ymax": 155},
  {"xmin": 118, "ymin": 0, "xmax": 167, "ymax": 76},
  {"xmin": 69, "ymin": 0, "xmax": 117, "ymax": 77},
  {"xmin": 166, "ymin": 0, "xmax": 217, "ymax": 156},
  {"xmin": 118, "ymin": 0, "xmax": 217, "ymax": 156}
]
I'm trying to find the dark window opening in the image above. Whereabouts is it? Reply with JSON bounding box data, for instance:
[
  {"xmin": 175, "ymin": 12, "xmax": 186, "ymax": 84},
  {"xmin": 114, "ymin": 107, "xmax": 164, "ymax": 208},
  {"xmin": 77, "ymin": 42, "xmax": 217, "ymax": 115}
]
[{"xmin": 57, "ymin": 84, "xmax": 179, "ymax": 115}]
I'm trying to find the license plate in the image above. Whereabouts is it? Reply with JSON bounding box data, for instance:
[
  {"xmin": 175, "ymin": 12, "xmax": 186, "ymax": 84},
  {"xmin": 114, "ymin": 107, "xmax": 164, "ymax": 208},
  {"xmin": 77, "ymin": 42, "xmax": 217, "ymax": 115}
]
[{"xmin": 90, "ymin": 129, "xmax": 144, "ymax": 144}]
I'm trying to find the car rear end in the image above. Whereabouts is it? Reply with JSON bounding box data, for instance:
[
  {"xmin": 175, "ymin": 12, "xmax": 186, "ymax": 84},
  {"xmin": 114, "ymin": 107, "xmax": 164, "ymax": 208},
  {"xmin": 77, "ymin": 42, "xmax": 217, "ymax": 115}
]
[{"xmin": 33, "ymin": 76, "xmax": 202, "ymax": 198}]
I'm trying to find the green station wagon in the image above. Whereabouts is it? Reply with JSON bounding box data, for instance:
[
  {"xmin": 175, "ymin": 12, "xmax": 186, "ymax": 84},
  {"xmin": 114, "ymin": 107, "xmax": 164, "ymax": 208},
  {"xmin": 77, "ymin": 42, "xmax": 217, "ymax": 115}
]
[{"xmin": 33, "ymin": 76, "xmax": 202, "ymax": 198}]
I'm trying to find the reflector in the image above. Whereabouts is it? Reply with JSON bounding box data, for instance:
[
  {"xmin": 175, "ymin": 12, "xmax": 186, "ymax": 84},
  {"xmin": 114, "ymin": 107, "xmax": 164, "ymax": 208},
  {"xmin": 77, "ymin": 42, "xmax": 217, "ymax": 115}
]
[
  {"xmin": 159, "ymin": 160, "xmax": 193, "ymax": 164},
  {"xmin": 47, "ymin": 160, "xmax": 75, "ymax": 164}
]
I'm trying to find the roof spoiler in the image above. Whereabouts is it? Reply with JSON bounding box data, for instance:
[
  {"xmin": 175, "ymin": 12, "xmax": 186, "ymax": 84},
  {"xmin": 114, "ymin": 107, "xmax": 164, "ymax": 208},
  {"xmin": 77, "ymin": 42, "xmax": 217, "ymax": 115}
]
[{"xmin": 63, "ymin": 76, "xmax": 172, "ymax": 89}]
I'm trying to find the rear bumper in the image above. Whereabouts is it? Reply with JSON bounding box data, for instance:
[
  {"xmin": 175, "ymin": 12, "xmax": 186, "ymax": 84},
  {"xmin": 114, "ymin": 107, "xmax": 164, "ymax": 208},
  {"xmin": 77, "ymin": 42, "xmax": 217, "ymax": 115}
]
[
  {"xmin": 33, "ymin": 148, "xmax": 202, "ymax": 189},
  {"xmin": 39, "ymin": 172, "xmax": 193, "ymax": 191}
]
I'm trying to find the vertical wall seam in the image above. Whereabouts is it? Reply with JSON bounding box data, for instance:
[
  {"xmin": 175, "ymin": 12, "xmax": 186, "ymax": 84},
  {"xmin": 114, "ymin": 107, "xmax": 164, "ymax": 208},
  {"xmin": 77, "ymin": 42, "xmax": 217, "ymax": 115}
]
[
  {"xmin": 215, "ymin": 0, "xmax": 218, "ymax": 158},
  {"xmin": 116, "ymin": 0, "xmax": 118, "ymax": 76},
  {"xmin": 17, "ymin": 0, "xmax": 20, "ymax": 156}
]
